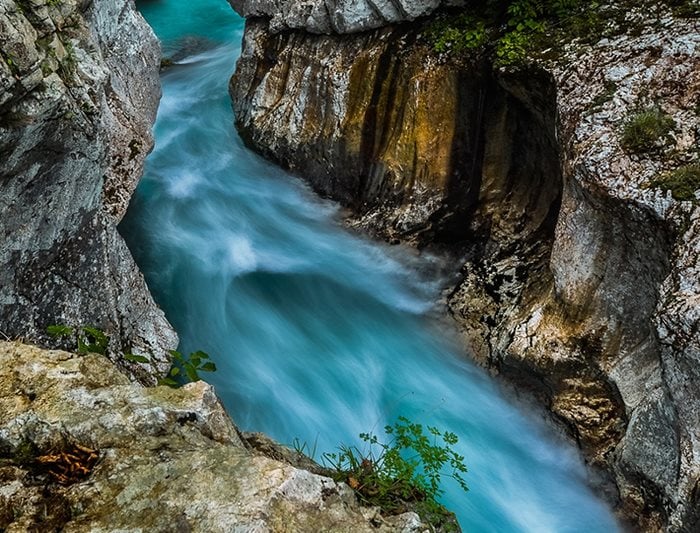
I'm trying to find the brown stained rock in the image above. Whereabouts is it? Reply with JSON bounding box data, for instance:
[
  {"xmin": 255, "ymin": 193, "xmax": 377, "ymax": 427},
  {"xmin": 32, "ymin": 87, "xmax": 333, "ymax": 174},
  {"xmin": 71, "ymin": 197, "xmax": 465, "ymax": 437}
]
[{"xmin": 229, "ymin": 8, "xmax": 700, "ymax": 531}]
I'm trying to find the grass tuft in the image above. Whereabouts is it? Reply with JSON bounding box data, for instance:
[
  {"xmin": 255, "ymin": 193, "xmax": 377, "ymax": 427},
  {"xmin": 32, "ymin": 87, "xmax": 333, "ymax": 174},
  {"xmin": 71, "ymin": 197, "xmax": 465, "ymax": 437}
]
[
  {"xmin": 648, "ymin": 164, "xmax": 700, "ymax": 201},
  {"xmin": 620, "ymin": 108, "xmax": 675, "ymax": 153}
]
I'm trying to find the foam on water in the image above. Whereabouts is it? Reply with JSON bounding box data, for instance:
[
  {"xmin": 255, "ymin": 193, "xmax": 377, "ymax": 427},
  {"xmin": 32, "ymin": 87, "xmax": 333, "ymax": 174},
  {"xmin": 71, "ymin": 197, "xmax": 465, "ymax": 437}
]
[{"xmin": 122, "ymin": 2, "xmax": 622, "ymax": 531}]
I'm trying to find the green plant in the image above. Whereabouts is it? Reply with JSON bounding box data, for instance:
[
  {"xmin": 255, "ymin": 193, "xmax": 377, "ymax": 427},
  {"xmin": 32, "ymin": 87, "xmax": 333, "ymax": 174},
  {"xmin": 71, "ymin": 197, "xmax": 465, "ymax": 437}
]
[
  {"xmin": 425, "ymin": 1, "xmax": 700, "ymax": 66},
  {"xmin": 47, "ymin": 324, "xmax": 109, "ymax": 355},
  {"xmin": 123, "ymin": 353, "xmax": 150, "ymax": 364},
  {"xmin": 57, "ymin": 40, "xmax": 77, "ymax": 82},
  {"xmin": 291, "ymin": 436, "xmax": 319, "ymax": 461},
  {"xmin": 46, "ymin": 325, "xmax": 217, "ymax": 387},
  {"xmin": 620, "ymin": 107, "xmax": 676, "ymax": 153},
  {"xmin": 426, "ymin": 0, "xmax": 601, "ymax": 65},
  {"xmin": 158, "ymin": 349, "xmax": 217, "ymax": 387},
  {"xmin": 4, "ymin": 53, "xmax": 20, "ymax": 77},
  {"xmin": 648, "ymin": 164, "xmax": 700, "ymax": 201},
  {"xmin": 427, "ymin": 13, "xmax": 490, "ymax": 54},
  {"xmin": 322, "ymin": 416, "xmax": 467, "ymax": 528}
]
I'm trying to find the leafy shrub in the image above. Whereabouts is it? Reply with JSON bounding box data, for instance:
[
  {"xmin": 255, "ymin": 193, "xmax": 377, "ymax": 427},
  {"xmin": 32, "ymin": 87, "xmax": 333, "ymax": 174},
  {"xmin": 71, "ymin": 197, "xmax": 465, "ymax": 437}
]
[
  {"xmin": 322, "ymin": 416, "xmax": 467, "ymax": 529},
  {"xmin": 46, "ymin": 324, "xmax": 217, "ymax": 387},
  {"xmin": 47, "ymin": 324, "xmax": 109, "ymax": 355},
  {"xmin": 426, "ymin": 0, "xmax": 598, "ymax": 65},
  {"xmin": 648, "ymin": 164, "xmax": 700, "ymax": 201},
  {"xmin": 157, "ymin": 349, "xmax": 217, "ymax": 387},
  {"xmin": 428, "ymin": 14, "xmax": 489, "ymax": 54},
  {"xmin": 620, "ymin": 108, "xmax": 676, "ymax": 153},
  {"xmin": 426, "ymin": 0, "xmax": 695, "ymax": 65}
]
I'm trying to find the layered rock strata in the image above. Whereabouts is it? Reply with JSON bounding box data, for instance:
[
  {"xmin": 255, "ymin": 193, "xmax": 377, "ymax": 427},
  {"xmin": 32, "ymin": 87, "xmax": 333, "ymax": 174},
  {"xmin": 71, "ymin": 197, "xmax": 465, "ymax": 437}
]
[
  {"xmin": 0, "ymin": 341, "xmax": 427, "ymax": 532},
  {"xmin": 0, "ymin": 0, "xmax": 176, "ymax": 380},
  {"xmin": 230, "ymin": 9, "xmax": 700, "ymax": 532},
  {"xmin": 229, "ymin": 0, "xmax": 464, "ymax": 34}
]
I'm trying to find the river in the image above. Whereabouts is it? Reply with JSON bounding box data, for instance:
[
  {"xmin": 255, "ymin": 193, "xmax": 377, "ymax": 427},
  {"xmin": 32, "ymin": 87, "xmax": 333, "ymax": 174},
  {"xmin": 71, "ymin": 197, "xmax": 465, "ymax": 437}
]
[{"xmin": 121, "ymin": 1, "xmax": 620, "ymax": 531}]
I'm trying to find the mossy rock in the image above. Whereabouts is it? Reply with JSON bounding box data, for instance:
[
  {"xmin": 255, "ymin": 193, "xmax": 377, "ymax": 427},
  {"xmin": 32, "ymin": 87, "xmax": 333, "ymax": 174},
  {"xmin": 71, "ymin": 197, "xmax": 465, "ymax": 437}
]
[
  {"xmin": 620, "ymin": 108, "xmax": 676, "ymax": 154},
  {"xmin": 648, "ymin": 164, "xmax": 700, "ymax": 201}
]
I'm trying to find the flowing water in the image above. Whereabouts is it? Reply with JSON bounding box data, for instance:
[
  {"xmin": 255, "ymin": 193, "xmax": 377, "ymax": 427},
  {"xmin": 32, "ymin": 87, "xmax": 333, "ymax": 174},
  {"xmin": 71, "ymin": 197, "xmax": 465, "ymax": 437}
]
[{"xmin": 121, "ymin": 2, "xmax": 621, "ymax": 531}]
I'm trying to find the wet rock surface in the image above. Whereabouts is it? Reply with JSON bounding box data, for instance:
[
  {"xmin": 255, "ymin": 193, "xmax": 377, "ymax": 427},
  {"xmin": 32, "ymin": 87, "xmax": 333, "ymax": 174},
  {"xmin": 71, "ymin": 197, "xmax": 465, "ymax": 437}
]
[
  {"xmin": 0, "ymin": 341, "xmax": 428, "ymax": 532},
  {"xmin": 230, "ymin": 9, "xmax": 700, "ymax": 532},
  {"xmin": 0, "ymin": 0, "xmax": 177, "ymax": 377}
]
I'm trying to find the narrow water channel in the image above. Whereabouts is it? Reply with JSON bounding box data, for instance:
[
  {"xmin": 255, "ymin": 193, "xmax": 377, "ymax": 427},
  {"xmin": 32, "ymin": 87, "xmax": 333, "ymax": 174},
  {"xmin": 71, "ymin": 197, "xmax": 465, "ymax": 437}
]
[{"xmin": 121, "ymin": 2, "xmax": 620, "ymax": 531}]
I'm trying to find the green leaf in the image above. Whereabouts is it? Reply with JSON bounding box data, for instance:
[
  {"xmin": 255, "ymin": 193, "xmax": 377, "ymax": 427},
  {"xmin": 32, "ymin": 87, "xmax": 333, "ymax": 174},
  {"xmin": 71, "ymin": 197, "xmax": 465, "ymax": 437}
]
[
  {"xmin": 200, "ymin": 362, "xmax": 216, "ymax": 372},
  {"xmin": 169, "ymin": 366, "xmax": 180, "ymax": 377},
  {"xmin": 77, "ymin": 336, "xmax": 89, "ymax": 354},
  {"xmin": 80, "ymin": 326, "xmax": 109, "ymax": 355},
  {"xmin": 157, "ymin": 377, "xmax": 179, "ymax": 388},
  {"xmin": 184, "ymin": 365, "xmax": 199, "ymax": 382},
  {"xmin": 124, "ymin": 353, "xmax": 149, "ymax": 363},
  {"xmin": 47, "ymin": 324, "xmax": 73, "ymax": 337}
]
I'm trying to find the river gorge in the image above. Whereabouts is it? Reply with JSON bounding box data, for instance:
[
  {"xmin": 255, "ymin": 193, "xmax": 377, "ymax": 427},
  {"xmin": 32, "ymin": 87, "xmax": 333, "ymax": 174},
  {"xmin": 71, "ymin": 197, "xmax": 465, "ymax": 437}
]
[{"xmin": 1, "ymin": 0, "xmax": 698, "ymax": 531}]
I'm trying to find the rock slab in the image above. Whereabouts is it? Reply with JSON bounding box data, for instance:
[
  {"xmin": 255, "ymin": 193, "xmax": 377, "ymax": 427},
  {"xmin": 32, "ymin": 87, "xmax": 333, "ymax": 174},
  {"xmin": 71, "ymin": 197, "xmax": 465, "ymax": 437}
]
[
  {"xmin": 229, "ymin": 0, "xmax": 464, "ymax": 33},
  {"xmin": 0, "ymin": 341, "xmax": 426, "ymax": 532}
]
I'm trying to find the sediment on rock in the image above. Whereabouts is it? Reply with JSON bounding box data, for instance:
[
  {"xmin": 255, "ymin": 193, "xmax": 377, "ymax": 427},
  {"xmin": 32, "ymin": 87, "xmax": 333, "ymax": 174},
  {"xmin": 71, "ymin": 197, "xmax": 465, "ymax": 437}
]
[
  {"xmin": 229, "ymin": 11, "xmax": 700, "ymax": 532},
  {"xmin": 0, "ymin": 0, "xmax": 177, "ymax": 380}
]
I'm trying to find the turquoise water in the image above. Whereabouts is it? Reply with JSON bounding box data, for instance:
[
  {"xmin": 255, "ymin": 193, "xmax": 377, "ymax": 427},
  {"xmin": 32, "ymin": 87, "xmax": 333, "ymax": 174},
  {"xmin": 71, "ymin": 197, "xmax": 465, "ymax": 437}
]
[{"xmin": 122, "ymin": 2, "xmax": 620, "ymax": 531}]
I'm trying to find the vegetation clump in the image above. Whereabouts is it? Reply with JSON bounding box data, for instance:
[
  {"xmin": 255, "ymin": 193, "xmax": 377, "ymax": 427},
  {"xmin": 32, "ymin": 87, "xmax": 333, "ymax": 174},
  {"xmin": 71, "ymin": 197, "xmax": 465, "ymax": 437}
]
[
  {"xmin": 322, "ymin": 416, "xmax": 467, "ymax": 530},
  {"xmin": 157, "ymin": 349, "xmax": 217, "ymax": 387},
  {"xmin": 620, "ymin": 107, "xmax": 676, "ymax": 154},
  {"xmin": 47, "ymin": 324, "xmax": 109, "ymax": 355},
  {"xmin": 426, "ymin": 0, "xmax": 699, "ymax": 66},
  {"xmin": 426, "ymin": 0, "xmax": 606, "ymax": 65},
  {"xmin": 46, "ymin": 324, "xmax": 216, "ymax": 387},
  {"xmin": 648, "ymin": 164, "xmax": 700, "ymax": 201}
]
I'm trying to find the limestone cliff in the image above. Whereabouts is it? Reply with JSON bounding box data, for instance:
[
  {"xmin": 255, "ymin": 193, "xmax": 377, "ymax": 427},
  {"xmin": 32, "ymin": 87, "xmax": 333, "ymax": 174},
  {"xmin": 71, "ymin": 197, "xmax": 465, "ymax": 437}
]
[
  {"xmin": 229, "ymin": 0, "xmax": 464, "ymax": 34},
  {"xmin": 0, "ymin": 0, "xmax": 177, "ymax": 380},
  {"xmin": 0, "ymin": 341, "xmax": 427, "ymax": 532},
  {"xmin": 230, "ymin": 6, "xmax": 700, "ymax": 532}
]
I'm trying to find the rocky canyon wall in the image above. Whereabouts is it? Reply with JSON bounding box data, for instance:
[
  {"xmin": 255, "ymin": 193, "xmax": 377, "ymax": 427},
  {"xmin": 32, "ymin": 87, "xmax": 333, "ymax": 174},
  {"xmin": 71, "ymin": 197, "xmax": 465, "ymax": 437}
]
[
  {"xmin": 230, "ymin": 6, "xmax": 700, "ymax": 531},
  {"xmin": 0, "ymin": 0, "xmax": 176, "ymax": 381}
]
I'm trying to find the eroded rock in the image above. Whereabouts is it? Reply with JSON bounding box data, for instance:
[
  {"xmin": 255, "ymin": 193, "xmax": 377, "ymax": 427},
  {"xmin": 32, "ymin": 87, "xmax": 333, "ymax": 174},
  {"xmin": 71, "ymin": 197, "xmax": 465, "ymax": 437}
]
[
  {"xmin": 0, "ymin": 0, "xmax": 177, "ymax": 378},
  {"xmin": 230, "ymin": 8, "xmax": 700, "ymax": 531},
  {"xmin": 229, "ymin": 0, "xmax": 464, "ymax": 34},
  {"xmin": 0, "ymin": 341, "xmax": 427, "ymax": 532}
]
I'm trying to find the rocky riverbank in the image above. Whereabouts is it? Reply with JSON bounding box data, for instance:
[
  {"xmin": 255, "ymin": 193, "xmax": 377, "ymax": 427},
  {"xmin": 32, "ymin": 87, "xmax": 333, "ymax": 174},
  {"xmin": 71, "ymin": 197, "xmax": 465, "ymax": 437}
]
[
  {"xmin": 0, "ymin": 0, "xmax": 176, "ymax": 380},
  {"xmin": 0, "ymin": 341, "xmax": 428, "ymax": 532},
  {"xmin": 229, "ymin": 2, "xmax": 700, "ymax": 530}
]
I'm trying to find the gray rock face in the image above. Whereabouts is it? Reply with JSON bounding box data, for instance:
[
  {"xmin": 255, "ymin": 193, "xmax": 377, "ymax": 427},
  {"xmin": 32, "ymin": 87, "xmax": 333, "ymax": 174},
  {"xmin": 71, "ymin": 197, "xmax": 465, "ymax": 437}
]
[
  {"xmin": 0, "ymin": 341, "xmax": 427, "ymax": 532},
  {"xmin": 229, "ymin": 0, "xmax": 464, "ymax": 33},
  {"xmin": 230, "ymin": 11, "xmax": 700, "ymax": 532},
  {"xmin": 0, "ymin": 0, "xmax": 177, "ymax": 379}
]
